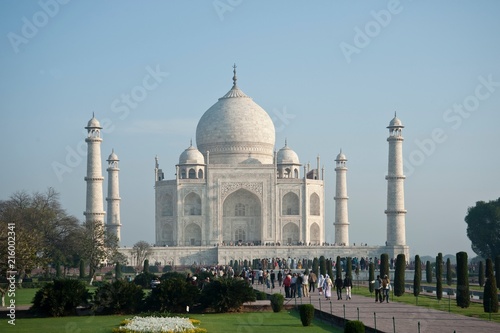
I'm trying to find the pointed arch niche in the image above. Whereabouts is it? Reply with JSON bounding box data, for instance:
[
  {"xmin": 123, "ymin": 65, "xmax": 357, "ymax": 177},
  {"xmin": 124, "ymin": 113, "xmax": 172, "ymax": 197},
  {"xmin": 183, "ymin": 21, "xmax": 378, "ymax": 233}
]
[{"xmin": 222, "ymin": 189, "xmax": 261, "ymax": 244}]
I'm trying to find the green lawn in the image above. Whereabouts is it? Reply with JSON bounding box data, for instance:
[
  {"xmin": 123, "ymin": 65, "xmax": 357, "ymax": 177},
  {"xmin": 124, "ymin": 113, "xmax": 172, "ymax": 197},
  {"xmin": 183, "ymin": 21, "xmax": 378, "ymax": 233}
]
[
  {"xmin": 352, "ymin": 285, "xmax": 500, "ymax": 323},
  {"xmin": 0, "ymin": 311, "xmax": 341, "ymax": 333},
  {"xmin": 5, "ymin": 287, "xmax": 38, "ymax": 306}
]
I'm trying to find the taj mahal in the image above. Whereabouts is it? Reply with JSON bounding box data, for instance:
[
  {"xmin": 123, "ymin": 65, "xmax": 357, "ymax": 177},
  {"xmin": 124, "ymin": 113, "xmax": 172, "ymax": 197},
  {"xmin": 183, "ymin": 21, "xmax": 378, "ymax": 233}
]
[{"xmin": 83, "ymin": 66, "xmax": 410, "ymax": 266}]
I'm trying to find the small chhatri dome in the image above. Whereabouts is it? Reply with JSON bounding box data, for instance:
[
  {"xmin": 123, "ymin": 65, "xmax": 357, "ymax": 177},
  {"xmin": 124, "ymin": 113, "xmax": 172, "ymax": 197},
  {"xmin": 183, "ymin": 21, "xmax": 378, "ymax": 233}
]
[
  {"xmin": 107, "ymin": 149, "xmax": 119, "ymax": 161},
  {"xmin": 179, "ymin": 144, "xmax": 205, "ymax": 165},
  {"xmin": 196, "ymin": 65, "xmax": 275, "ymax": 164},
  {"xmin": 388, "ymin": 112, "xmax": 404, "ymax": 128},
  {"xmin": 277, "ymin": 141, "xmax": 300, "ymax": 165},
  {"xmin": 86, "ymin": 113, "xmax": 102, "ymax": 129},
  {"xmin": 335, "ymin": 149, "xmax": 347, "ymax": 161}
]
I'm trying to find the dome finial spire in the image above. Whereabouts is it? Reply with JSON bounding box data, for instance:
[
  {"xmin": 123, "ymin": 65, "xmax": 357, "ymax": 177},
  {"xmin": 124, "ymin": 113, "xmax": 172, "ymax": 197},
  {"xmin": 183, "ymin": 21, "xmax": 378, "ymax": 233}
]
[
  {"xmin": 190, "ymin": 138, "xmax": 193, "ymax": 147},
  {"xmin": 232, "ymin": 63, "xmax": 237, "ymax": 87},
  {"xmin": 285, "ymin": 138, "xmax": 288, "ymax": 147}
]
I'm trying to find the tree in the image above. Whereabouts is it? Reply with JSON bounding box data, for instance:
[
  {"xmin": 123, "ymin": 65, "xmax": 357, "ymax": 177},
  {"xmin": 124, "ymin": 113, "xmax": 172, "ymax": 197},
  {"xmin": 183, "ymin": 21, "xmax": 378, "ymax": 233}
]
[
  {"xmin": 200, "ymin": 277, "xmax": 255, "ymax": 313},
  {"xmin": 456, "ymin": 251, "xmax": 470, "ymax": 308},
  {"xmin": 319, "ymin": 256, "xmax": 326, "ymax": 277},
  {"xmin": 436, "ymin": 253, "xmax": 443, "ymax": 301},
  {"xmin": 93, "ymin": 280, "xmax": 144, "ymax": 314},
  {"xmin": 478, "ymin": 261, "xmax": 485, "ymax": 287},
  {"xmin": 78, "ymin": 219, "xmax": 119, "ymax": 283},
  {"xmin": 335, "ymin": 256, "xmax": 342, "ymax": 279},
  {"xmin": 132, "ymin": 241, "xmax": 151, "ymax": 268},
  {"xmin": 0, "ymin": 189, "xmax": 82, "ymax": 277},
  {"xmin": 346, "ymin": 257, "xmax": 353, "ymax": 279},
  {"xmin": 483, "ymin": 258, "xmax": 499, "ymax": 313},
  {"xmin": 79, "ymin": 259, "xmax": 85, "ymax": 278},
  {"xmin": 32, "ymin": 279, "xmax": 90, "ymax": 316},
  {"xmin": 115, "ymin": 262, "xmax": 122, "ymax": 280},
  {"xmin": 413, "ymin": 255, "xmax": 421, "ymax": 297},
  {"xmin": 495, "ymin": 256, "xmax": 500, "ymax": 288},
  {"xmin": 465, "ymin": 198, "xmax": 500, "ymax": 260},
  {"xmin": 380, "ymin": 254, "xmax": 389, "ymax": 278},
  {"xmin": 143, "ymin": 259, "xmax": 150, "ymax": 273},
  {"xmin": 446, "ymin": 258, "xmax": 452, "ymax": 286},
  {"xmin": 426, "ymin": 261, "xmax": 433, "ymax": 283},
  {"xmin": 312, "ymin": 257, "xmax": 319, "ymax": 277},
  {"xmin": 368, "ymin": 263, "xmax": 374, "ymax": 294},
  {"xmin": 394, "ymin": 254, "xmax": 405, "ymax": 297}
]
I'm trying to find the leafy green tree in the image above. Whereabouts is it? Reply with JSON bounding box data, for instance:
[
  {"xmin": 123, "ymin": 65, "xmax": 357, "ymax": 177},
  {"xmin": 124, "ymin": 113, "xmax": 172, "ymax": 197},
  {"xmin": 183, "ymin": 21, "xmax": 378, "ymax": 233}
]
[
  {"xmin": 465, "ymin": 198, "xmax": 500, "ymax": 259},
  {"xmin": 319, "ymin": 256, "xmax": 326, "ymax": 277},
  {"xmin": 483, "ymin": 258, "xmax": 499, "ymax": 313},
  {"xmin": 346, "ymin": 257, "xmax": 353, "ymax": 279},
  {"xmin": 380, "ymin": 254, "xmax": 389, "ymax": 278},
  {"xmin": 147, "ymin": 276, "xmax": 200, "ymax": 313},
  {"xmin": 79, "ymin": 259, "xmax": 85, "ymax": 278},
  {"xmin": 479, "ymin": 261, "xmax": 485, "ymax": 287},
  {"xmin": 93, "ymin": 280, "xmax": 144, "ymax": 314},
  {"xmin": 133, "ymin": 272, "xmax": 157, "ymax": 289},
  {"xmin": 0, "ymin": 189, "xmax": 82, "ymax": 277},
  {"xmin": 446, "ymin": 258, "xmax": 452, "ymax": 286},
  {"xmin": 456, "ymin": 251, "xmax": 470, "ymax": 308},
  {"xmin": 335, "ymin": 256, "xmax": 342, "ymax": 279},
  {"xmin": 394, "ymin": 254, "xmax": 405, "ymax": 297},
  {"xmin": 413, "ymin": 255, "xmax": 421, "ymax": 297},
  {"xmin": 115, "ymin": 262, "xmax": 122, "ymax": 280},
  {"xmin": 436, "ymin": 253, "xmax": 443, "ymax": 301},
  {"xmin": 368, "ymin": 263, "xmax": 374, "ymax": 293},
  {"xmin": 200, "ymin": 277, "xmax": 255, "ymax": 312},
  {"xmin": 32, "ymin": 279, "xmax": 90, "ymax": 316},
  {"xmin": 495, "ymin": 256, "xmax": 500, "ymax": 288},
  {"xmin": 426, "ymin": 261, "xmax": 432, "ymax": 283}
]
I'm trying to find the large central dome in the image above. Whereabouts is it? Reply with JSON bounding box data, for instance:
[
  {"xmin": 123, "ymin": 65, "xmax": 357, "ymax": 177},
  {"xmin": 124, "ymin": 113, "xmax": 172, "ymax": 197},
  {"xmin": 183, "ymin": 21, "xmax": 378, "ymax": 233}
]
[{"xmin": 196, "ymin": 69, "xmax": 275, "ymax": 164}]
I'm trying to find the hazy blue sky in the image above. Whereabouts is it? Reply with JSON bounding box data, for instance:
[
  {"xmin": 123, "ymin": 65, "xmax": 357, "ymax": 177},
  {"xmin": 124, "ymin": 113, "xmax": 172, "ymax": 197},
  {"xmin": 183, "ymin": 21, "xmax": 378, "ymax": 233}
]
[{"xmin": 1, "ymin": 1, "xmax": 499, "ymax": 257}]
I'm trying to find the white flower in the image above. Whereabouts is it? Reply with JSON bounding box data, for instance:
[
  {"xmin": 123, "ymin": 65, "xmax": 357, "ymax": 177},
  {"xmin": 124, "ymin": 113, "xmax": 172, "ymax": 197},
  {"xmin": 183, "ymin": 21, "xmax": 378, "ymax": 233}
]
[{"xmin": 118, "ymin": 316, "xmax": 195, "ymax": 333}]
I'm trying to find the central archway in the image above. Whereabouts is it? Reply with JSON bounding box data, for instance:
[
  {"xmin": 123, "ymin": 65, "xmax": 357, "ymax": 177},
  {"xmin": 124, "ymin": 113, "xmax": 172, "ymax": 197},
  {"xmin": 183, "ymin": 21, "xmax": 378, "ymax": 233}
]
[{"xmin": 222, "ymin": 189, "xmax": 261, "ymax": 244}]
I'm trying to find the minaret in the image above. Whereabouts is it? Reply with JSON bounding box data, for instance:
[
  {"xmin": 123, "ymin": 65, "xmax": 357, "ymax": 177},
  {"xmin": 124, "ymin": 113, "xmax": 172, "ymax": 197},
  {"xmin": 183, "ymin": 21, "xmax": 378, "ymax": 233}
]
[
  {"xmin": 334, "ymin": 150, "xmax": 349, "ymax": 245},
  {"xmin": 106, "ymin": 149, "xmax": 121, "ymax": 244},
  {"xmin": 385, "ymin": 113, "xmax": 407, "ymax": 246},
  {"xmin": 84, "ymin": 114, "xmax": 105, "ymax": 230}
]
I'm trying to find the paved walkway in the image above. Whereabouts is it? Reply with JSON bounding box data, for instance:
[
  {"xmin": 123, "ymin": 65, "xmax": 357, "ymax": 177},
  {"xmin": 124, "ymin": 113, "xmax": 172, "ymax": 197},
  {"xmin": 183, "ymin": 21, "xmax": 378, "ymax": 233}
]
[{"xmin": 253, "ymin": 284, "xmax": 500, "ymax": 333}]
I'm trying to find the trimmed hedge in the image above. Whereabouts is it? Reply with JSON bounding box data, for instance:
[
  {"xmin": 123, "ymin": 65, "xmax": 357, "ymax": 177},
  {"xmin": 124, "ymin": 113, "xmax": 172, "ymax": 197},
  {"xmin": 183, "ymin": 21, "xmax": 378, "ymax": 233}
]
[
  {"xmin": 298, "ymin": 304, "xmax": 315, "ymax": 326},
  {"xmin": 413, "ymin": 255, "xmax": 421, "ymax": 297},
  {"xmin": 345, "ymin": 320, "xmax": 365, "ymax": 333},
  {"xmin": 270, "ymin": 293, "xmax": 284, "ymax": 312}
]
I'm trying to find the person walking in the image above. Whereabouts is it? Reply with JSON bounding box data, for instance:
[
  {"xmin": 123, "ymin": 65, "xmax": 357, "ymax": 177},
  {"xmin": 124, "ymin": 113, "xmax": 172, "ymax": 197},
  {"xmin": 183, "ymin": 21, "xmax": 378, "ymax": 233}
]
[
  {"xmin": 270, "ymin": 270, "xmax": 276, "ymax": 289},
  {"xmin": 382, "ymin": 274, "xmax": 391, "ymax": 303},
  {"xmin": 283, "ymin": 272, "xmax": 292, "ymax": 298},
  {"xmin": 343, "ymin": 274, "xmax": 353, "ymax": 300},
  {"xmin": 309, "ymin": 271, "xmax": 317, "ymax": 293},
  {"xmin": 334, "ymin": 274, "xmax": 344, "ymax": 300},
  {"xmin": 374, "ymin": 275, "xmax": 383, "ymax": 302},
  {"xmin": 290, "ymin": 273, "xmax": 297, "ymax": 298},
  {"xmin": 277, "ymin": 270, "xmax": 283, "ymax": 287},
  {"xmin": 302, "ymin": 271, "xmax": 309, "ymax": 297},
  {"xmin": 323, "ymin": 274, "xmax": 333, "ymax": 300}
]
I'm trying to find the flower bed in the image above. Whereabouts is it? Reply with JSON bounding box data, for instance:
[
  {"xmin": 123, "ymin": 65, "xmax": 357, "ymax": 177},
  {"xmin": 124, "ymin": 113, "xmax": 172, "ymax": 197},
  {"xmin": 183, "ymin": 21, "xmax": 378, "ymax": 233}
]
[{"xmin": 113, "ymin": 316, "xmax": 206, "ymax": 333}]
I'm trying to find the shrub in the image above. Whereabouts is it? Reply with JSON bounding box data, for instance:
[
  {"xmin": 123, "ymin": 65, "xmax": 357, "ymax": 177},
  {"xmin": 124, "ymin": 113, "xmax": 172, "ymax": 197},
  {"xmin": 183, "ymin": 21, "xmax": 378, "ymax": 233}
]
[
  {"xmin": 160, "ymin": 271, "xmax": 187, "ymax": 281},
  {"xmin": 93, "ymin": 280, "xmax": 144, "ymax": 315},
  {"xmin": 133, "ymin": 272, "xmax": 157, "ymax": 289},
  {"xmin": 483, "ymin": 258, "xmax": 499, "ymax": 313},
  {"xmin": 162, "ymin": 265, "xmax": 173, "ymax": 272},
  {"xmin": 413, "ymin": 255, "xmax": 421, "ymax": 297},
  {"xmin": 32, "ymin": 279, "xmax": 90, "ymax": 316},
  {"xmin": 254, "ymin": 290, "xmax": 267, "ymax": 300},
  {"xmin": 270, "ymin": 293, "xmax": 284, "ymax": 312},
  {"xmin": 346, "ymin": 257, "xmax": 352, "ymax": 279},
  {"xmin": 456, "ymin": 251, "xmax": 470, "ymax": 308},
  {"xmin": 115, "ymin": 262, "xmax": 122, "ymax": 280},
  {"xmin": 345, "ymin": 320, "xmax": 365, "ymax": 333},
  {"xmin": 143, "ymin": 259, "xmax": 149, "ymax": 273},
  {"xmin": 148, "ymin": 265, "xmax": 159, "ymax": 273},
  {"xmin": 394, "ymin": 254, "xmax": 405, "ymax": 297},
  {"xmin": 200, "ymin": 277, "xmax": 256, "ymax": 313},
  {"xmin": 312, "ymin": 257, "xmax": 319, "ymax": 276},
  {"xmin": 298, "ymin": 304, "xmax": 315, "ymax": 326},
  {"xmin": 146, "ymin": 277, "xmax": 200, "ymax": 313}
]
